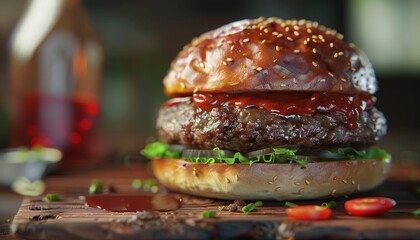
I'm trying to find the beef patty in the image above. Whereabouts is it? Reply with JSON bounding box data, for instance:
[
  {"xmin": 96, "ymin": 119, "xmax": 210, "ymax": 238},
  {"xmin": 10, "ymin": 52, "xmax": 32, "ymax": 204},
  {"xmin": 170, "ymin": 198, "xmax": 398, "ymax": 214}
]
[{"xmin": 157, "ymin": 100, "xmax": 387, "ymax": 153}]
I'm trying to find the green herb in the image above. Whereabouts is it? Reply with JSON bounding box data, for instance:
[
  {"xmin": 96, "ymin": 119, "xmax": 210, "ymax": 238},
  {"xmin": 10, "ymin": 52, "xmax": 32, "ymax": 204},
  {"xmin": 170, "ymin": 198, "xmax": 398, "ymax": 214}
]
[
  {"xmin": 321, "ymin": 201, "xmax": 336, "ymax": 209},
  {"xmin": 141, "ymin": 142, "xmax": 181, "ymax": 159},
  {"xmin": 285, "ymin": 201, "xmax": 298, "ymax": 208},
  {"xmin": 412, "ymin": 208, "xmax": 420, "ymax": 216},
  {"xmin": 89, "ymin": 179, "xmax": 103, "ymax": 194},
  {"xmin": 334, "ymin": 147, "xmax": 390, "ymax": 161},
  {"xmin": 242, "ymin": 201, "xmax": 263, "ymax": 214},
  {"xmin": 131, "ymin": 179, "xmax": 142, "ymax": 190},
  {"xmin": 44, "ymin": 193, "xmax": 60, "ymax": 202},
  {"xmin": 218, "ymin": 205, "xmax": 226, "ymax": 211},
  {"xmin": 201, "ymin": 211, "xmax": 217, "ymax": 218}
]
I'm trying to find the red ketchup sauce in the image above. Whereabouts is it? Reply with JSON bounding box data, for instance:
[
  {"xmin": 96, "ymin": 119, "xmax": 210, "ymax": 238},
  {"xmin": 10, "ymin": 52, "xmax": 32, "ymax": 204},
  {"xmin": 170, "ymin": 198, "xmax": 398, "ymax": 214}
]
[
  {"xmin": 167, "ymin": 92, "xmax": 374, "ymax": 130},
  {"xmin": 85, "ymin": 194, "xmax": 181, "ymax": 212}
]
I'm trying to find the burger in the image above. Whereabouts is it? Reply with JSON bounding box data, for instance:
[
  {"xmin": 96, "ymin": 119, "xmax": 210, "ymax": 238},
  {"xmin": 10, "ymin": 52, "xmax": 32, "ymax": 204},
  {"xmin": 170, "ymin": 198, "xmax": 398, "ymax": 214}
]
[{"xmin": 142, "ymin": 17, "xmax": 391, "ymax": 200}]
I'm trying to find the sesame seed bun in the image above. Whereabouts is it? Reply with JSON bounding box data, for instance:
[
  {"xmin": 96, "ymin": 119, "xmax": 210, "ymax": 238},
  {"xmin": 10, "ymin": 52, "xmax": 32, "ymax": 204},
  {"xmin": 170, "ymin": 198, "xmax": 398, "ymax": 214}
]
[
  {"xmin": 164, "ymin": 17, "xmax": 377, "ymax": 97},
  {"xmin": 152, "ymin": 157, "xmax": 391, "ymax": 200}
]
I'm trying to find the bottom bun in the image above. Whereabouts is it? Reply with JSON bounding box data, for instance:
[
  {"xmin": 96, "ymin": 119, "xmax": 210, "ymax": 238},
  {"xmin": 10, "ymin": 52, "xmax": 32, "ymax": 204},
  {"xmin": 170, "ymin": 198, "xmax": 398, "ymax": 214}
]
[{"xmin": 152, "ymin": 158, "xmax": 391, "ymax": 200}]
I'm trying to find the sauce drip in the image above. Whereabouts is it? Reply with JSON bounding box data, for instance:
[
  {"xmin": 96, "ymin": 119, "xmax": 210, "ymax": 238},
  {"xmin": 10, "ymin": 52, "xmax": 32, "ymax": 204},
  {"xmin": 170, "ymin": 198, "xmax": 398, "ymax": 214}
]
[
  {"xmin": 191, "ymin": 92, "xmax": 374, "ymax": 130},
  {"xmin": 85, "ymin": 194, "xmax": 181, "ymax": 212}
]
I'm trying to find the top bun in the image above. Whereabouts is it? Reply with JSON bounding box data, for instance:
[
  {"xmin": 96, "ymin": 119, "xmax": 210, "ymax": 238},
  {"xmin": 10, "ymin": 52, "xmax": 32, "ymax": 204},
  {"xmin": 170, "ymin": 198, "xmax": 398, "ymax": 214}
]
[{"xmin": 164, "ymin": 17, "xmax": 377, "ymax": 97}]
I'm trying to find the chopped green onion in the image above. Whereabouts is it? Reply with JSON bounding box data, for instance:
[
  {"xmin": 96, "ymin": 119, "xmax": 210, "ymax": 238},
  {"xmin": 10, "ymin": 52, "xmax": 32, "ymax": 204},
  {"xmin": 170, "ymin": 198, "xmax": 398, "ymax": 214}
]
[
  {"xmin": 242, "ymin": 203, "xmax": 256, "ymax": 214},
  {"xmin": 241, "ymin": 201, "xmax": 263, "ymax": 214},
  {"xmin": 89, "ymin": 179, "xmax": 103, "ymax": 194},
  {"xmin": 321, "ymin": 201, "xmax": 336, "ymax": 209},
  {"xmin": 131, "ymin": 179, "xmax": 143, "ymax": 190},
  {"xmin": 201, "ymin": 211, "xmax": 217, "ymax": 218},
  {"xmin": 45, "ymin": 193, "xmax": 60, "ymax": 202},
  {"xmin": 218, "ymin": 206, "xmax": 226, "ymax": 211},
  {"xmin": 143, "ymin": 179, "xmax": 157, "ymax": 191},
  {"xmin": 285, "ymin": 201, "xmax": 298, "ymax": 208},
  {"xmin": 413, "ymin": 208, "xmax": 420, "ymax": 216}
]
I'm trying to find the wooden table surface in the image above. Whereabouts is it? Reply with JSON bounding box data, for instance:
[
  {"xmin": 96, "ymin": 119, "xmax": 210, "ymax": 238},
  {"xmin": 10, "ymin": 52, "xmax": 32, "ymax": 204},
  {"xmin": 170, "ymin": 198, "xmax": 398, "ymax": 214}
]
[{"xmin": 10, "ymin": 161, "xmax": 420, "ymax": 240}]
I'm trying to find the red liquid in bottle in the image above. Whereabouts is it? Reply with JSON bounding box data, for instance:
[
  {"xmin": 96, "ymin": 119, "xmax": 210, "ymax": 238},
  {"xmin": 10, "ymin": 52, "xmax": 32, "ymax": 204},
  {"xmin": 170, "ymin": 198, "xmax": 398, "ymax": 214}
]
[{"xmin": 10, "ymin": 93, "xmax": 100, "ymax": 164}]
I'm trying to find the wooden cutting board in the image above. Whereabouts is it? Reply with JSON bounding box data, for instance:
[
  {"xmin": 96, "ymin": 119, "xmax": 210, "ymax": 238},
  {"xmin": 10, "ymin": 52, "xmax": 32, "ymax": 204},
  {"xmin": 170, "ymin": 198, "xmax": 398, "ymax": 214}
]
[{"xmin": 11, "ymin": 163, "xmax": 420, "ymax": 239}]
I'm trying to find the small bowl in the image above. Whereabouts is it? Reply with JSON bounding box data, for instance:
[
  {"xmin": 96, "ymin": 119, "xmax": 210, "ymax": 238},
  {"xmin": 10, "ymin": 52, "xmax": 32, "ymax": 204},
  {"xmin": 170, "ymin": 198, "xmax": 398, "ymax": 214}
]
[{"xmin": 0, "ymin": 147, "xmax": 62, "ymax": 186}]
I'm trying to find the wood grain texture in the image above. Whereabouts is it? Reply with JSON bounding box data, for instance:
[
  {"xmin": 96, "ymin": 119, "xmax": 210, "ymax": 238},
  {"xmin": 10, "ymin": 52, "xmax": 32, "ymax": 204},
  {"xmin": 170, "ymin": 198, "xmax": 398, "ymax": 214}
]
[{"xmin": 11, "ymin": 164, "xmax": 420, "ymax": 240}]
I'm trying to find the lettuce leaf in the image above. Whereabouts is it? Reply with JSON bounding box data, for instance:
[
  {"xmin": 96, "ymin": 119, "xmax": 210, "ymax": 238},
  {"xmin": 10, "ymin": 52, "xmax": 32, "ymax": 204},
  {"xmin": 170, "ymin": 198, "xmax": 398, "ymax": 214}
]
[{"xmin": 141, "ymin": 142, "xmax": 390, "ymax": 167}]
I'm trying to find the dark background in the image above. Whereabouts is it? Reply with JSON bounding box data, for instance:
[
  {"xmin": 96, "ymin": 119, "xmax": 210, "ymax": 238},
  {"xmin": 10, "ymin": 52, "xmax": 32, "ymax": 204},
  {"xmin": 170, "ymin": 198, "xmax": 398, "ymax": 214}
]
[{"xmin": 0, "ymin": 0, "xmax": 419, "ymax": 161}]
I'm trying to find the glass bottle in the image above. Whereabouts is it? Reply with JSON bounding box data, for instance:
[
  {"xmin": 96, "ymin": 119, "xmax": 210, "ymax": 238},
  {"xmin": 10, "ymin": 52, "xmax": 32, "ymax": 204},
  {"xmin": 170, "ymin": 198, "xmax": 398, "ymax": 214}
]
[{"xmin": 8, "ymin": 0, "xmax": 104, "ymax": 168}]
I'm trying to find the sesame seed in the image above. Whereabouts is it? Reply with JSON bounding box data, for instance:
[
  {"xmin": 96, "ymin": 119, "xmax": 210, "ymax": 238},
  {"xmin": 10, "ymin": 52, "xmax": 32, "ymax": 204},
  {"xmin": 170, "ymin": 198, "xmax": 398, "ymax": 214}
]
[
  {"xmin": 243, "ymin": 38, "xmax": 250, "ymax": 43},
  {"xmin": 338, "ymin": 51, "xmax": 344, "ymax": 56},
  {"xmin": 230, "ymin": 45, "xmax": 235, "ymax": 51},
  {"xmin": 273, "ymin": 58, "xmax": 278, "ymax": 63},
  {"xmin": 330, "ymin": 42, "xmax": 334, "ymax": 48},
  {"xmin": 299, "ymin": 188, "xmax": 305, "ymax": 193},
  {"xmin": 303, "ymin": 40, "xmax": 308, "ymax": 45},
  {"xmin": 312, "ymin": 48, "xmax": 317, "ymax": 54},
  {"xmin": 242, "ymin": 53, "xmax": 248, "ymax": 57},
  {"xmin": 275, "ymin": 187, "xmax": 281, "ymax": 192},
  {"xmin": 337, "ymin": 33, "xmax": 344, "ymax": 39},
  {"xmin": 328, "ymin": 72, "xmax": 334, "ymax": 77},
  {"xmin": 334, "ymin": 53, "xmax": 338, "ymax": 58},
  {"xmin": 226, "ymin": 58, "xmax": 233, "ymax": 62},
  {"xmin": 263, "ymin": 28, "xmax": 269, "ymax": 33},
  {"xmin": 261, "ymin": 39, "xmax": 266, "ymax": 44},
  {"xmin": 217, "ymin": 39, "xmax": 225, "ymax": 47},
  {"xmin": 276, "ymin": 45, "xmax": 280, "ymax": 51},
  {"xmin": 223, "ymin": 61, "xmax": 227, "ymax": 66},
  {"xmin": 277, "ymin": 33, "xmax": 283, "ymax": 38},
  {"xmin": 294, "ymin": 182, "xmax": 301, "ymax": 186},
  {"xmin": 272, "ymin": 32, "xmax": 279, "ymax": 35},
  {"xmin": 357, "ymin": 184, "xmax": 361, "ymax": 191},
  {"xmin": 293, "ymin": 49, "xmax": 300, "ymax": 53},
  {"xmin": 280, "ymin": 83, "xmax": 286, "ymax": 87},
  {"xmin": 341, "ymin": 78, "xmax": 347, "ymax": 82},
  {"xmin": 285, "ymin": 26, "xmax": 290, "ymax": 32},
  {"xmin": 293, "ymin": 25, "xmax": 299, "ymax": 30},
  {"xmin": 319, "ymin": 79, "xmax": 326, "ymax": 82},
  {"xmin": 331, "ymin": 189, "xmax": 337, "ymax": 195},
  {"xmin": 294, "ymin": 31, "xmax": 299, "ymax": 36},
  {"xmin": 307, "ymin": 28, "xmax": 312, "ymax": 34},
  {"xmin": 312, "ymin": 38, "xmax": 317, "ymax": 43},
  {"xmin": 227, "ymin": 40, "xmax": 233, "ymax": 44},
  {"xmin": 256, "ymin": 67, "xmax": 263, "ymax": 71},
  {"xmin": 312, "ymin": 61, "xmax": 318, "ymax": 67},
  {"xmin": 250, "ymin": 66, "xmax": 256, "ymax": 70},
  {"xmin": 339, "ymin": 84, "xmax": 343, "ymax": 90},
  {"xmin": 199, "ymin": 62, "xmax": 205, "ymax": 68},
  {"xmin": 268, "ymin": 181, "xmax": 274, "ymax": 185},
  {"xmin": 305, "ymin": 180, "xmax": 310, "ymax": 185},
  {"xmin": 342, "ymin": 179, "xmax": 348, "ymax": 184},
  {"xmin": 351, "ymin": 180, "xmax": 356, "ymax": 185},
  {"xmin": 287, "ymin": 36, "xmax": 293, "ymax": 41}
]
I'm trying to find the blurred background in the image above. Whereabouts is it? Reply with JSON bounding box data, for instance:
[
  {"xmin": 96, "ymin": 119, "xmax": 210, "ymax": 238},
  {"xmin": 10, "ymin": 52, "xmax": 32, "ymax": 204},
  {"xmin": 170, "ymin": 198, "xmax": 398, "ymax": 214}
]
[{"xmin": 0, "ymin": 0, "xmax": 419, "ymax": 165}]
